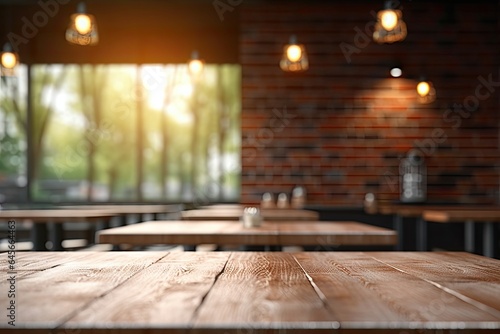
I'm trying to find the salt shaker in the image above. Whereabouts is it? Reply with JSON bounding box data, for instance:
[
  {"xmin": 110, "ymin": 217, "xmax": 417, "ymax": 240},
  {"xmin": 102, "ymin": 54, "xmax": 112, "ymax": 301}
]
[
  {"xmin": 291, "ymin": 186, "xmax": 306, "ymax": 208},
  {"xmin": 261, "ymin": 192, "xmax": 275, "ymax": 208},
  {"xmin": 276, "ymin": 192, "xmax": 289, "ymax": 208}
]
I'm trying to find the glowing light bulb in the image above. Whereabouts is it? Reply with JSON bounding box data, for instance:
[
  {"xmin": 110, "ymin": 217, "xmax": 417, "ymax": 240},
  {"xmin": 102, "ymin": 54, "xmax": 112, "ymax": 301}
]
[
  {"xmin": 381, "ymin": 10, "xmax": 398, "ymax": 31},
  {"xmin": 286, "ymin": 45, "xmax": 302, "ymax": 62},
  {"xmin": 1, "ymin": 52, "xmax": 17, "ymax": 69},
  {"xmin": 189, "ymin": 59, "xmax": 203, "ymax": 76},
  {"xmin": 75, "ymin": 14, "xmax": 92, "ymax": 34},
  {"xmin": 417, "ymin": 81, "xmax": 430, "ymax": 97}
]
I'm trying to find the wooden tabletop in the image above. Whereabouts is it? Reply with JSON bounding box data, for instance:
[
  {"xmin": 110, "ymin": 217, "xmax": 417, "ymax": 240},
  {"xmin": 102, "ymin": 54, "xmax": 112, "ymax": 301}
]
[
  {"xmin": 1, "ymin": 251, "xmax": 498, "ymax": 333},
  {"xmin": 181, "ymin": 208, "xmax": 320, "ymax": 221},
  {"xmin": 97, "ymin": 220, "xmax": 397, "ymax": 246},
  {"xmin": 423, "ymin": 209, "xmax": 500, "ymax": 223},
  {"xmin": 61, "ymin": 204, "xmax": 183, "ymax": 215},
  {"xmin": 0, "ymin": 209, "xmax": 118, "ymax": 222}
]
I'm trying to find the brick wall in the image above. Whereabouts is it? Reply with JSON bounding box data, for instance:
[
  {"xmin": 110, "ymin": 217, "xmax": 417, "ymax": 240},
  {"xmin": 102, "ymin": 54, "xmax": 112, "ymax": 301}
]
[{"xmin": 240, "ymin": 1, "xmax": 499, "ymax": 207}]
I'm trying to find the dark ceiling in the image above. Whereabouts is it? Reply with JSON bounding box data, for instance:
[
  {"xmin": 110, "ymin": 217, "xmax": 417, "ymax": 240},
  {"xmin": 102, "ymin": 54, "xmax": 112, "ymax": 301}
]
[
  {"xmin": 0, "ymin": 0, "xmax": 240, "ymax": 64},
  {"xmin": 0, "ymin": 0, "xmax": 496, "ymax": 64}
]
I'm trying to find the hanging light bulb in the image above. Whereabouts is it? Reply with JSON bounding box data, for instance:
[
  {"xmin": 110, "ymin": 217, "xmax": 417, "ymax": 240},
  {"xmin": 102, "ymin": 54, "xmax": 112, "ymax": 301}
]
[
  {"xmin": 66, "ymin": 2, "xmax": 98, "ymax": 46},
  {"xmin": 188, "ymin": 51, "xmax": 204, "ymax": 79},
  {"xmin": 74, "ymin": 14, "xmax": 92, "ymax": 35},
  {"xmin": 373, "ymin": 1, "xmax": 407, "ymax": 44},
  {"xmin": 416, "ymin": 79, "xmax": 436, "ymax": 104},
  {"xmin": 416, "ymin": 82, "xmax": 430, "ymax": 97},
  {"xmin": 280, "ymin": 35, "xmax": 308, "ymax": 72},
  {"xmin": 381, "ymin": 10, "xmax": 398, "ymax": 30},
  {"xmin": 1, "ymin": 43, "xmax": 18, "ymax": 76}
]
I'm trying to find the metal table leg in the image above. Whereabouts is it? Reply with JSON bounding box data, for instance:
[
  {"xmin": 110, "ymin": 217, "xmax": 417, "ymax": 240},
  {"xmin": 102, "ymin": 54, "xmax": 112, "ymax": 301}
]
[
  {"xmin": 483, "ymin": 222, "xmax": 494, "ymax": 258},
  {"xmin": 464, "ymin": 220, "xmax": 475, "ymax": 253},
  {"xmin": 49, "ymin": 223, "xmax": 64, "ymax": 251},
  {"xmin": 416, "ymin": 217, "xmax": 427, "ymax": 251},
  {"xmin": 393, "ymin": 214, "xmax": 403, "ymax": 251},
  {"xmin": 31, "ymin": 223, "xmax": 48, "ymax": 251}
]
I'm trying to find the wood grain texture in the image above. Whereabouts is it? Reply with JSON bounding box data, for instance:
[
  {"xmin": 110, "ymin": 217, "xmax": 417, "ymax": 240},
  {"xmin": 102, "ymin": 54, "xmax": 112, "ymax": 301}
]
[
  {"xmin": 0, "ymin": 252, "xmax": 499, "ymax": 333},
  {"xmin": 96, "ymin": 220, "xmax": 396, "ymax": 246},
  {"xmin": 294, "ymin": 252, "xmax": 500, "ymax": 324},
  {"xmin": 194, "ymin": 252, "xmax": 334, "ymax": 326},
  {"xmin": 0, "ymin": 252, "xmax": 165, "ymax": 328},
  {"xmin": 65, "ymin": 252, "xmax": 230, "ymax": 329}
]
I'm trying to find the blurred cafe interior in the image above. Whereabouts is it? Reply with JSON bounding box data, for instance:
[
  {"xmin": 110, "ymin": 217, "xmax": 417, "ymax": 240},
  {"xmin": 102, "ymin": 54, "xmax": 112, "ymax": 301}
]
[{"xmin": 0, "ymin": 0, "xmax": 499, "ymax": 332}]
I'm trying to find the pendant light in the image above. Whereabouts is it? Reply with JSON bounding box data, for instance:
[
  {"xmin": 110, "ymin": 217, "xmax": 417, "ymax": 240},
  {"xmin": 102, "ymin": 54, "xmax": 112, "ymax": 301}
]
[
  {"xmin": 188, "ymin": 51, "xmax": 204, "ymax": 79},
  {"xmin": 416, "ymin": 78, "xmax": 436, "ymax": 104},
  {"xmin": 65, "ymin": 2, "xmax": 99, "ymax": 46},
  {"xmin": 280, "ymin": 35, "xmax": 308, "ymax": 72},
  {"xmin": 1, "ymin": 43, "xmax": 18, "ymax": 76},
  {"xmin": 373, "ymin": 1, "xmax": 407, "ymax": 44}
]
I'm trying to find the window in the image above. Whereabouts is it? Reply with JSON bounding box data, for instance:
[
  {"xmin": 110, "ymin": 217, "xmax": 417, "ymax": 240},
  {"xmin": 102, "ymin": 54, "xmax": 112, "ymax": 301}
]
[
  {"xmin": 0, "ymin": 64, "xmax": 240, "ymax": 204},
  {"xmin": 0, "ymin": 65, "xmax": 28, "ymax": 203}
]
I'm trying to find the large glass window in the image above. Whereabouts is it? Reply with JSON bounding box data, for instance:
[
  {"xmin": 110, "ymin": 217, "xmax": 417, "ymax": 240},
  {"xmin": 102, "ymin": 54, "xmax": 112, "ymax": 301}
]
[
  {"xmin": 0, "ymin": 65, "xmax": 28, "ymax": 203},
  {"xmin": 1, "ymin": 64, "xmax": 240, "ymax": 203}
]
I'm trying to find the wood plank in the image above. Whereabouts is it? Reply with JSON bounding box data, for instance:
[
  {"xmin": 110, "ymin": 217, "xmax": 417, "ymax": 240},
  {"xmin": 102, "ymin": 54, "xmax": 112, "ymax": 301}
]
[
  {"xmin": 0, "ymin": 252, "xmax": 165, "ymax": 328},
  {"xmin": 194, "ymin": 252, "xmax": 334, "ymax": 327},
  {"xmin": 291, "ymin": 254, "xmax": 410, "ymax": 324},
  {"xmin": 294, "ymin": 252, "xmax": 500, "ymax": 324},
  {"xmin": 63, "ymin": 252, "xmax": 230, "ymax": 329},
  {"xmin": 0, "ymin": 252, "xmax": 95, "ymax": 282},
  {"xmin": 368, "ymin": 252, "xmax": 500, "ymax": 313}
]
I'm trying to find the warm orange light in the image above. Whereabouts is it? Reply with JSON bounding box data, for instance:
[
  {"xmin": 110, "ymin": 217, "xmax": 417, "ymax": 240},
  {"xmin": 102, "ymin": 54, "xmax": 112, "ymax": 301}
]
[
  {"xmin": 75, "ymin": 14, "xmax": 92, "ymax": 34},
  {"xmin": 381, "ymin": 10, "xmax": 398, "ymax": 31},
  {"xmin": 417, "ymin": 81, "xmax": 430, "ymax": 97},
  {"xmin": 286, "ymin": 44, "xmax": 302, "ymax": 62},
  {"xmin": 1, "ymin": 52, "xmax": 17, "ymax": 69},
  {"xmin": 189, "ymin": 59, "xmax": 204, "ymax": 76}
]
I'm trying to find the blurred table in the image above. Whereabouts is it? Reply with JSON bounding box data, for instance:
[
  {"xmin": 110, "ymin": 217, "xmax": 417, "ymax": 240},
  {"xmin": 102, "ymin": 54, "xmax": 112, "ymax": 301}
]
[
  {"xmin": 181, "ymin": 208, "xmax": 319, "ymax": 221},
  {"xmin": 375, "ymin": 203, "xmax": 498, "ymax": 252},
  {"xmin": 0, "ymin": 251, "xmax": 498, "ymax": 333},
  {"xmin": 423, "ymin": 209, "xmax": 500, "ymax": 257},
  {"xmin": 62, "ymin": 204, "xmax": 183, "ymax": 225},
  {"xmin": 0, "ymin": 209, "xmax": 117, "ymax": 250},
  {"xmin": 97, "ymin": 220, "xmax": 397, "ymax": 248}
]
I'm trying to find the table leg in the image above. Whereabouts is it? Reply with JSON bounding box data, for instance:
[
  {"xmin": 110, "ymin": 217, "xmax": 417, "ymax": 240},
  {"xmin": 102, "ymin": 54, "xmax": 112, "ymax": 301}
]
[
  {"xmin": 464, "ymin": 220, "xmax": 475, "ymax": 253},
  {"xmin": 49, "ymin": 223, "xmax": 64, "ymax": 251},
  {"xmin": 393, "ymin": 214, "xmax": 403, "ymax": 251},
  {"xmin": 483, "ymin": 222, "xmax": 494, "ymax": 258},
  {"xmin": 31, "ymin": 223, "xmax": 48, "ymax": 251},
  {"xmin": 152, "ymin": 213, "xmax": 158, "ymax": 220},
  {"xmin": 416, "ymin": 217, "xmax": 427, "ymax": 251},
  {"xmin": 119, "ymin": 214, "xmax": 127, "ymax": 226},
  {"xmin": 183, "ymin": 245, "xmax": 196, "ymax": 251}
]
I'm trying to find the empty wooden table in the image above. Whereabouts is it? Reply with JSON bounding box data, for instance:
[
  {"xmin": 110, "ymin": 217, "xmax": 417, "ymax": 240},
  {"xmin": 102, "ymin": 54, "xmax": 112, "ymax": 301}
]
[
  {"xmin": 0, "ymin": 209, "xmax": 117, "ymax": 250},
  {"xmin": 423, "ymin": 209, "xmax": 500, "ymax": 258},
  {"xmin": 181, "ymin": 208, "xmax": 320, "ymax": 221},
  {"xmin": 61, "ymin": 204, "xmax": 184, "ymax": 225},
  {"xmin": 373, "ymin": 203, "xmax": 498, "ymax": 251},
  {"xmin": 97, "ymin": 220, "xmax": 397, "ymax": 248},
  {"xmin": 0, "ymin": 251, "xmax": 498, "ymax": 333}
]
